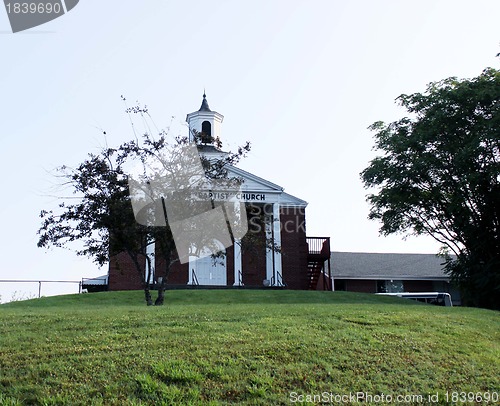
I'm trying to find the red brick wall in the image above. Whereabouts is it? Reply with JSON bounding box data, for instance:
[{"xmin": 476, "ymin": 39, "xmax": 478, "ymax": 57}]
[
  {"xmin": 280, "ymin": 207, "xmax": 308, "ymax": 289},
  {"xmin": 241, "ymin": 240, "xmax": 266, "ymax": 286},
  {"xmin": 109, "ymin": 250, "xmax": 191, "ymax": 290},
  {"xmin": 333, "ymin": 279, "xmax": 438, "ymax": 294},
  {"xmin": 108, "ymin": 252, "xmax": 145, "ymax": 290},
  {"xmin": 155, "ymin": 255, "xmax": 189, "ymax": 285},
  {"xmin": 108, "ymin": 204, "xmax": 310, "ymax": 290},
  {"xmin": 345, "ymin": 279, "xmax": 377, "ymax": 293},
  {"xmin": 236, "ymin": 206, "xmax": 265, "ymax": 286},
  {"xmin": 226, "ymin": 245, "xmax": 235, "ymax": 286},
  {"xmin": 403, "ymin": 280, "xmax": 434, "ymax": 292}
]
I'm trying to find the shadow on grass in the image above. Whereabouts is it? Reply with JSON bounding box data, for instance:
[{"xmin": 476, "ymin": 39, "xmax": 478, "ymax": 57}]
[{"xmin": 1, "ymin": 289, "xmax": 424, "ymax": 309}]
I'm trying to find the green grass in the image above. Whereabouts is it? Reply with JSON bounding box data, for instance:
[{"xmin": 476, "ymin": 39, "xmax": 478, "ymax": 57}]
[{"xmin": 0, "ymin": 290, "xmax": 498, "ymax": 405}]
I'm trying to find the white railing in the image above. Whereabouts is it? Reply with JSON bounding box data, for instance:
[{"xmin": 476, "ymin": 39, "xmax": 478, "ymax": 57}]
[{"xmin": 0, "ymin": 279, "xmax": 82, "ymax": 299}]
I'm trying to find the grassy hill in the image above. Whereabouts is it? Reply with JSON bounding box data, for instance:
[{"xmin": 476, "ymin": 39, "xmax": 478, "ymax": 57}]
[{"xmin": 0, "ymin": 290, "xmax": 498, "ymax": 405}]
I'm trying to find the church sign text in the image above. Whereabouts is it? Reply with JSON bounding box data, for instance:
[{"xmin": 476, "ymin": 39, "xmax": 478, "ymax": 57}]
[{"xmin": 196, "ymin": 191, "xmax": 267, "ymax": 202}]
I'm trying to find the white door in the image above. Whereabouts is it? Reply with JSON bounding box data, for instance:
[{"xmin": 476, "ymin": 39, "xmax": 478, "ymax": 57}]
[{"xmin": 191, "ymin": 249, "xmax": 227, "ymax": 286}]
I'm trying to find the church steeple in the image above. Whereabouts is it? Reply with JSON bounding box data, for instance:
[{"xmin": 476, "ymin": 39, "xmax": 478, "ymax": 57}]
[
  {"xmin": 186, "ymin": 92, "xmax": 224, "ymax": 145},
  {"xmin": 198, "ymin": 92, "xmax": 211, "ymax": 112}
]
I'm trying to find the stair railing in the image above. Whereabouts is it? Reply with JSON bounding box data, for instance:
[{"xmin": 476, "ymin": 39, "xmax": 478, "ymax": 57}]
[
  {"xmin": 191, "ymin": 269, "xmax": 199, "ymax": 286},
  {"xmin": 271, "ymin": 271, "xmax": 286, "ymax": 287}
]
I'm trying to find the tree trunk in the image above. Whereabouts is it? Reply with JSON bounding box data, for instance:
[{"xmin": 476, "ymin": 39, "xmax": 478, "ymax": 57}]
[
  {"xmin": 154, "ymin": 280, "xmax": 166, "ymax": 306},
  {"xmin": 127, "ymin": 251, "xmax": 153, "ymax": 306},
  {"xmin": 144, "ymin": 255, "xmax": 154, "ymax": 306},
  {"xmin": 154, "ymin": 251, "xmax": 173, "ymax": 306},
  {"xmin": 154, "ymin": 265, "xmax": 169, "ymax": 306},
  {"xmin": 144, "ymin": 285, "xmax": 154, "ymax": 306}
]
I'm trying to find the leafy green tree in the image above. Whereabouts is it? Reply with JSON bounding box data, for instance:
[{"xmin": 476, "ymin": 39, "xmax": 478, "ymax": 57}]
[
  {"xmin": 37, "ymin": 104, "xmax": 252, "ymax": 305},
  {"xmin": 361, "ymin": 68, "xmax": 500, "ymax": 309}
]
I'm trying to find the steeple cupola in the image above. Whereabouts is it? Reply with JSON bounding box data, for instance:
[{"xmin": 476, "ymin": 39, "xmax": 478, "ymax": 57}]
[{"xmin": 186, "ymin": 93, "xmax": 224, "ymax": 145}]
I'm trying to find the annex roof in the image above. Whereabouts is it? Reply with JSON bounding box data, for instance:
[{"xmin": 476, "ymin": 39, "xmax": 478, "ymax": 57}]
[{"xmin": 331, "ymin": 252, "xmax": 450, "ymax": 280}]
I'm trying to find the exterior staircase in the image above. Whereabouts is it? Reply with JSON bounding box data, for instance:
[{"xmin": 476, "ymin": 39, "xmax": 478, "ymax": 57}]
[{"xmin": 306, "ymin": 237, "xmax": 332, "ymax": 290}]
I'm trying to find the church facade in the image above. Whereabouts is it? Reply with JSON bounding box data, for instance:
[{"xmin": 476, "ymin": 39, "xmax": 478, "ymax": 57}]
[{"xmin": 105, "ymin": 95, "xmax": 332, "ymax": 291}]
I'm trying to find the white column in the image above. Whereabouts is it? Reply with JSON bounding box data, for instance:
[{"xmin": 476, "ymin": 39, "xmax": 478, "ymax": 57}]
[
  {"xmin": 265, "ymin": 211, "xmax": 274, "ymax": 285},
  {"xmin": 272, "ymin": 203, "xmax": 283, "ymax": 286},
  {"xmin": 233, "ymin": 239, "xmax": 243, "ymax": 286}
]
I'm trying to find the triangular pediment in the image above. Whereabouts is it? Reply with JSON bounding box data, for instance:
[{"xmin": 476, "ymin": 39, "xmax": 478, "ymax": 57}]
[
  {"xmin": 228, "ymin": 166, "xmax": 283, "ymax": 192},
  {"xmin": 227, "ymin": 166, "xmax": 307, "ymax": 207}
]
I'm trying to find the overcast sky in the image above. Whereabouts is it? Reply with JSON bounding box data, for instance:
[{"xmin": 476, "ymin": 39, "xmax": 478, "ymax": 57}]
[{"xmin": 0, "ymin": 0, "xmax": 499, "ymax": 301}]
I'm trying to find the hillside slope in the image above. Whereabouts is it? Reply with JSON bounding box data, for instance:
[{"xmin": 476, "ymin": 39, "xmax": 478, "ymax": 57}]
[{"xmin": 1, "ymin": 290, "xmax": 499, "ymax": 405}]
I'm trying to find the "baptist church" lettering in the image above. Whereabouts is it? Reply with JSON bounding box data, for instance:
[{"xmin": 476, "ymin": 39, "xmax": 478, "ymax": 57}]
[{"xmin": 196, "ymin": 191, "xmax": 267, "ymax": 202}]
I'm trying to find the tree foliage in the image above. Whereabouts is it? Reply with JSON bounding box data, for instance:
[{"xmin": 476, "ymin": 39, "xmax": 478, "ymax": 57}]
[
  {"xmin": 37, "ymin": 104, "xmax": 252, "ymax": 306},
  {"xmin": 361, "ymin": 68, "xmax": 500, "ymax": 309}
]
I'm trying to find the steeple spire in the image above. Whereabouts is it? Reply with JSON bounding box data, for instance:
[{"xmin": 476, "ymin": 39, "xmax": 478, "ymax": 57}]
[{"xmin": 199, "ymin": 91, "xmax": 211, "ymax": 112}]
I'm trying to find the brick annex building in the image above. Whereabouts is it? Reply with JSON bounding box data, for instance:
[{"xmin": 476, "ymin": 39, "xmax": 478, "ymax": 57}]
[{"xmin": 104, "ymin": 95, "xmax": 332, "ymax": 291}]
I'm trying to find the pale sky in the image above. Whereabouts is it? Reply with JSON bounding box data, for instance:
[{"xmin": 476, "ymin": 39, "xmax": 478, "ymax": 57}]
[{"xmin": 0, "ymin": 0, "xmax": 499, "ymax": 301}]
